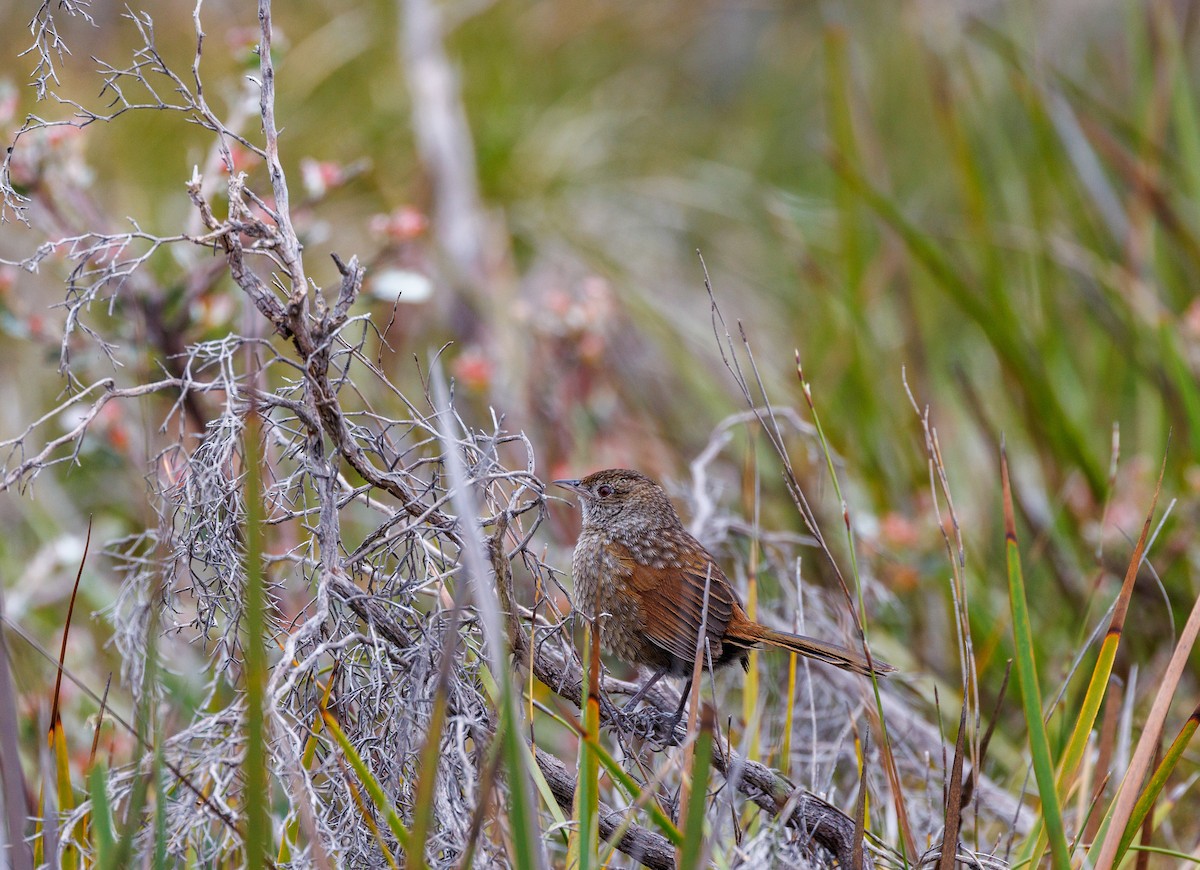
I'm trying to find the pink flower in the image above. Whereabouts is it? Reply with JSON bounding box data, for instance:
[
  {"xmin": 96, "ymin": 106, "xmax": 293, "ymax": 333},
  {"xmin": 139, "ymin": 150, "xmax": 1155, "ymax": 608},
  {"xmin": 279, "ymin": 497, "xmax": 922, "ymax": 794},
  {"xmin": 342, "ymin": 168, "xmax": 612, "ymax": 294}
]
[
  {"xmin": 452, "ymin": 347, "xmax": 493, "ymax": 392},
  {"xmin": 369, "ymin": 206, "xmax": 429, "ymax": 242},
  {"xmin": 300, "ymin": 158, "xmax": 346, "ymax": 198}
]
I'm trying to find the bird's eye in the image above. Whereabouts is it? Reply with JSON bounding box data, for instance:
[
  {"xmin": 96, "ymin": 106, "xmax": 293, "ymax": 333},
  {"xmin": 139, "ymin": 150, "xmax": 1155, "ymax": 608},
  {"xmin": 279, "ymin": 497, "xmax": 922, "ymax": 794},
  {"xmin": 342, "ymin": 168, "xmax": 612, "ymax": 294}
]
[{"xmin": 596, "ymin": 484, "xmax": 614, "ymax": 498}]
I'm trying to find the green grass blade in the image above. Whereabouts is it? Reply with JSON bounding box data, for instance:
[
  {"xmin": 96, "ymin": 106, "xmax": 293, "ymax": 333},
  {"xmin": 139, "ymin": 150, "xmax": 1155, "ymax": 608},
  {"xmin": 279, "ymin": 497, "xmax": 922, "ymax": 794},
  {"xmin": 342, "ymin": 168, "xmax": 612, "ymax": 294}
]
[
  {"xmin": 279, "ymin": 663, "xmax": 338, "ymax": 863},
  {"xmin": 409, "ymin": 653, "xmax": 452, "ymax": 870},
  {"xmin": 110, "ymin": 746, "xmax": 151, "ymax": 870},
  {"xmin": 87, "ymin": 763, "xmax": 115, "ymax": 869},
  {"xmin": 0, "ymin": 585, "xmax": 32, "ymax": 870},
  {"xmin": 110, "ymin": 534, "xmax": 165, "ymax": 870},
  {"xmin": 1116, "ymin": 701, "xmax": 1200, "ymax": 859},
  {"xmin": 678, "ymin": 707, "xmax": 714, "ymax": 870},
  {"xmin": 51, "ymin": 720, "xmax": 75, "ymax": 822},
  {"xmin": 570, "ymin": 622, "xmax": 601, "ymax": 870},
  {"xmin": 431, "ymin": 363, "xmax": 544, "ymax": 869},
  {"xmin": 520, "ymin": 738, "xmax": 569, "ymax": 836},
  {"xmin": 479, "ymin": 668, "xmax": 569, "ymax": 839},
  {"xmin": 536, "ymin": 688, "xmax": 681, "ymax": 844},
  {"xmin": 1122, "ymin": 844, "xmax": 1200, "ymax": 865},
  {"xmin": 1167, "ymin": 20, "xmax": 1200, "ymax": 204},
  {"xmin": 500, "ymin": 688, "xmax": 541, "ymax": 870},
  {"xmin": 582, "ymin": 731, "xmax": 683, "ymax": 846},
  {"xmin": 1161, "ymin": 326, "xmax": 1200, "ymax": 458},
  {"xmin": 342, "ymin": 771, "xmax": 400, "ymax": 869},
  {"xmin": 242, "ymin": 407, "xmax": 271, "ymax": 869},
  {"xmin": 780, "ymin": 649, "xmax": 798, "ymax": 778},
  {"xmin": 824, "ymin": 25, "xmax": 867, "ymax": 293},
  {"xmin": 831, "ymin": 153, "xmax": 1105, "ymax": 498},
  {"xmin": 321, "ymin": 710, "xmax": 412, "ymax": 851},
  {"xmin": 1000, "ymin": 443, "xmax": 1071, "ymax": 870},
  {"xmin": 152, "ymin": 736, "xmax": 167, "ymax": 870},
  {"xmin": 1025, "ymin": 453, "xmax": 1166, "ymax": 864},
  {"xmin": 1091, "ymin": 586, "xmax": 1200, "ymax": 867}
]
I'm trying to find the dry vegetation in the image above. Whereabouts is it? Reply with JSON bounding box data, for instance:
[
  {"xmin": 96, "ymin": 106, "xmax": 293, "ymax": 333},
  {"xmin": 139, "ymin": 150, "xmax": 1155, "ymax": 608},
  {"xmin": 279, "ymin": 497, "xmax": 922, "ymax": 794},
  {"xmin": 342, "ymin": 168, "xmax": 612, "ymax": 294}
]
[{"xmin": 0, "ymin": 1, "xmax": 1197, "ymax": 868}]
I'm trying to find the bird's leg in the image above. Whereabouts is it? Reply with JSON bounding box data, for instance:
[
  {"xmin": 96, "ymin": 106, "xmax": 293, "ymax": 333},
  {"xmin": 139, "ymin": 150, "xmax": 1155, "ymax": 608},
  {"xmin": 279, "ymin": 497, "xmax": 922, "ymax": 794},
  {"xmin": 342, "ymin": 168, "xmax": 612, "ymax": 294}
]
[
  {"xmin": 665, "ymin": 676, "xmax": 693, "ymax": 733},
  {"xmin": 623, "ymin": 665, "xmax": 669, "ymax": 711},
  {"xmin": 598, "ymin": 692, "xmax": 624, "ymax": 726}
]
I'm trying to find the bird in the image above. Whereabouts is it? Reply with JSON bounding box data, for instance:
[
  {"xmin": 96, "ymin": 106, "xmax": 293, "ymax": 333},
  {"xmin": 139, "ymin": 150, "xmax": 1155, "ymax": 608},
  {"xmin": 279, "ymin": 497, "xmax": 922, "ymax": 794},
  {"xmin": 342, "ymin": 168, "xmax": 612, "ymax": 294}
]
[{"xmin": 554, "ymin": 468, "xmax": 894, "ymax": 724}]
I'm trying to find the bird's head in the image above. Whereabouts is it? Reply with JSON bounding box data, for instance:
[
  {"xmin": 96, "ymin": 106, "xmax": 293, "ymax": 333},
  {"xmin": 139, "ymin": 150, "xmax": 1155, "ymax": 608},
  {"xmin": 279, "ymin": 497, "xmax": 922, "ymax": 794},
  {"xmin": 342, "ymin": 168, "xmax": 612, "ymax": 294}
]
[{"xmin": 553, "ymin": 468, "xmax": 677, "ymax": 531}]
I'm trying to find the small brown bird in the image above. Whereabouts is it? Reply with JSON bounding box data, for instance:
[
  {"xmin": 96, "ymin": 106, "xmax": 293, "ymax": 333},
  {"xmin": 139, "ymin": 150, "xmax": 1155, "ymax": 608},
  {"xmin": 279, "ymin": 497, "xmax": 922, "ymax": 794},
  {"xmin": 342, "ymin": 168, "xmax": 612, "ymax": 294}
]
[{"xmin": 555, "ymin": 469, "xmax": 894, "ymax": 721}]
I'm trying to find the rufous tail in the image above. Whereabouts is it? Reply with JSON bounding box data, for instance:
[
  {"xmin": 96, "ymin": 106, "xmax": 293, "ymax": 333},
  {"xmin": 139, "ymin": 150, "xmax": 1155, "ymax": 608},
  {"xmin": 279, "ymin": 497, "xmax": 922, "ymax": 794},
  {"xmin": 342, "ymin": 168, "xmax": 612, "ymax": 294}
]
[{"xmin": 731, "ymin": 622, "xmax": 895, "ymax": 677}]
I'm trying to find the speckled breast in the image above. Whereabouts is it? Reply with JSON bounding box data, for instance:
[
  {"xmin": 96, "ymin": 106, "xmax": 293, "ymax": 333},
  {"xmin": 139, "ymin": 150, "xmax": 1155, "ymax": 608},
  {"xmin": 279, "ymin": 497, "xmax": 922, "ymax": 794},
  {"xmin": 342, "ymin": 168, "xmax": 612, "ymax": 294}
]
[{"xmin": 571, "ymin": 530, "xmax": 647, "ymax": 665}]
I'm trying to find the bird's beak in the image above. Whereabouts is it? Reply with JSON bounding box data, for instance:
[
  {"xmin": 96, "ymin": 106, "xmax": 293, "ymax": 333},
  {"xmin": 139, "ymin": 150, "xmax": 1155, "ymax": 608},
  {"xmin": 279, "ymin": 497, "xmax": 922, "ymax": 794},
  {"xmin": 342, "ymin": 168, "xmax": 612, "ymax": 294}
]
[{"xmin": 552, "ymin": 478, "xmax": 585, "ymax": 495}]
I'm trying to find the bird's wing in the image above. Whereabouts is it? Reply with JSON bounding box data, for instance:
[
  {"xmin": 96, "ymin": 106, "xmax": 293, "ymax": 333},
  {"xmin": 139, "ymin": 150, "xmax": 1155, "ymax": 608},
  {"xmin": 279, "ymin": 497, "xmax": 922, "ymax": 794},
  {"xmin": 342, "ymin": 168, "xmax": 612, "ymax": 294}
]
[{"xmin": 606, "ymin": 537, "xmax": 739, "ymax": 668}]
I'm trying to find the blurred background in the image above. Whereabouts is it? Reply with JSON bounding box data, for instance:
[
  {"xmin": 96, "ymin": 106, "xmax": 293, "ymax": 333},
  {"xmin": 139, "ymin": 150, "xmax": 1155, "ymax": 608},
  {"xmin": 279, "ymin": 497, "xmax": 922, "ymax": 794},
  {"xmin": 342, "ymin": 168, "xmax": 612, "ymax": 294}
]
[{"xmin": 1, "ymin": 0, "xmax": 1197, "ymax": 844}]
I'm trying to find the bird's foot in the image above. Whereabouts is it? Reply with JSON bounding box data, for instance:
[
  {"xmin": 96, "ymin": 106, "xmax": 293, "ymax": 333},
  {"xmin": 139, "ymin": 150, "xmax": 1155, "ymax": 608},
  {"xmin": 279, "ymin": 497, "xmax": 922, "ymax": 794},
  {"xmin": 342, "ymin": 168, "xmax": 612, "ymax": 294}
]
[
  {"xmin": 614, "ymin": 706, "xmax": 685, "ymax": 747},
  {"xmin": 656, "ymin": 709, "xmax": 686, "ymax": 747}
]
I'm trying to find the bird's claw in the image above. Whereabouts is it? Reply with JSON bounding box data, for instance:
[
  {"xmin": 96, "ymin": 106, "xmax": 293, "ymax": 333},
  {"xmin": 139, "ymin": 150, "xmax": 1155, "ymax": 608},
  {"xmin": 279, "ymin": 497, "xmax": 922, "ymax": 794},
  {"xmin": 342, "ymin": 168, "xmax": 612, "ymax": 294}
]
[{"xmin": 613, "ymin": 705, "xmax": 685, "ymax": 747}]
